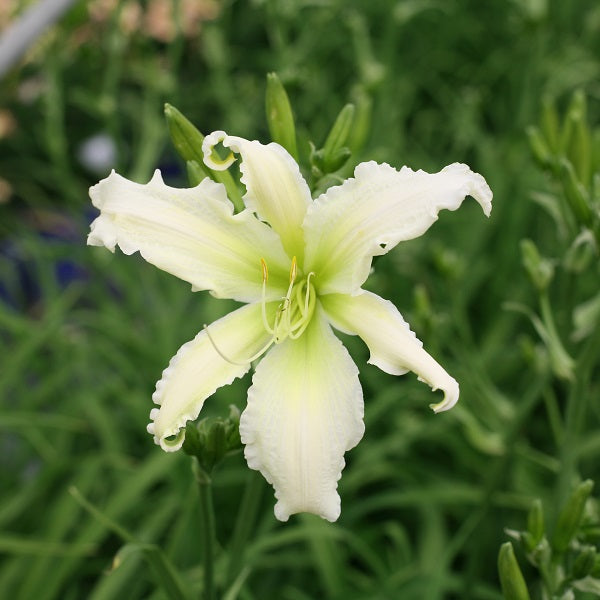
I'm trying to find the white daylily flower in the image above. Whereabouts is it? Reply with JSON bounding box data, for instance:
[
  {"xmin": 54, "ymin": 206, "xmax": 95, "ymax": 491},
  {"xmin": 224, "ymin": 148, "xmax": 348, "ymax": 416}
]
[{"xmin": 88, "ymin": 130, "xmax": 492, "ymax": 522}]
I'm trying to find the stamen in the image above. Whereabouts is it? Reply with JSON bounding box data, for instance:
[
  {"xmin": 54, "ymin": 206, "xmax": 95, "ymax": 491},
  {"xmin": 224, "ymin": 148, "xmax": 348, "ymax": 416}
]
[
  {"xmin": 204, "ymin": 324, "xmax": 275, "ymax": 366},
  {"xmin": 260, "ymin": 259, "xmax": 274, "ymax": 335},
  {"xmin": 289, "ymin": 256, "xmax": 297, "ymax": 283}
]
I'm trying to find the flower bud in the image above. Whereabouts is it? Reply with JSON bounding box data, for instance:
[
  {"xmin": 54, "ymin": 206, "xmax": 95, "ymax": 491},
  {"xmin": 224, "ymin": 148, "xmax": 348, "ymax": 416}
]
[
  {"xmin": 498, "ymin": 542, "xmax": 531, "ymax": 600},
  {"xmin": 520, "ymin": 239, "xmax": 554, "ymax": 292},
  {"xmin": 322, "ymin": 104, "xmax": 355, "ymax": 172},
  {"xmin": 182, "ymin": 410, "xmax": 243, "ymax": 473},
  {"xmin": 164, "ymin": 103, "xmax": 205, "ymax": 164},
  {"xmin": 527, "ymin": 126, "xmax": 552, "ymax": 169},
  {"xmin": 541, "ymin": 95, "xmax": 560, "ymax": 154},
  {"xmin": 527, "ymin": 499, "xmax": 545, "ymax": 547},
  {"xmin": 165, "ymin": 105, "xmax": 244, "ymax": 211},
  {"xmin": 564, "ymin": 229, "xmax": 596, "ymax": 274},
  {"xmin": 265, "ymin": 72, "xmax": 298, "ymax": 161},
  {"xmin": 347, "ymin": 88, "xmax": 372, "ymax": 155},
  {"xmin": 186, "ymin": 160, "xmax": 210, "ymax": 186},
  {"xmin": 572, "ymin": 546, "xmax": 597, "ymax": 580},
  {"xmin": 552, "ymin": 480, "xmax": 594, "ymax": 554},
  {"xmin": 573, "ymin": 291, "xmax": 600, "ymax": 342},
  {"xmin": 560, "ymin": 158, "xmax": 592, "ymax": 227},
  {"xmin": 591, "ymin": 554, "xmax": 600, "ymax": 577},
  {"xmin": 566, "ymin": 91, "xmax": 592, "ymax": 185}
]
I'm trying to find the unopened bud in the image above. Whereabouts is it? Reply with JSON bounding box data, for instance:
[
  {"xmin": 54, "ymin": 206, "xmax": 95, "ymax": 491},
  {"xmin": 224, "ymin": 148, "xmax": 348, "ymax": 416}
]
[
  {"xmin": 322, "ymin": 104, "xmax": 355, "ymax": 172},
  {"xmin": 348, "ymin": 88, "xmax": 372, "ymax": 155},
  {"xmin": 541, "ymin": 96, "xmax": 560, "ymax": 154},
  {"xmin": 265, "ymin": 72, "xmax": 298, "ymax": 161},
  {"xmin": 520, "ymin": 239, "xmax": 554, "ymax": 291},
  {"xmin": 164, "ymin": 103, "xmax": 205, "ymax": 164},
  {"xmin": 527, "ymin": 126, "xmax": 552, "ymax": 169},
  {"xmin": 552, "ymin": 480, "xmax": 594, "ymax": 554},
  {"xmin": 572, "ymin": 546, "xmax": 597, "ymax": 579},
  {"xmin": 527, "ymin": 499, "xmax": 545, "ymax": 546},
  {"xmin": 560, "ymin": 158, "xmax": 592, "ymax": 227},
  {"xmin": 567, "ymin": 92, "xmax": 592, "ymax": 185},
  {"xmin": 498, "ymin": 542, "xmax": 531, "ymax": 600},
  {"xmin": 186, "ymin": 160, "xmax": 210, "ymax": 186}
]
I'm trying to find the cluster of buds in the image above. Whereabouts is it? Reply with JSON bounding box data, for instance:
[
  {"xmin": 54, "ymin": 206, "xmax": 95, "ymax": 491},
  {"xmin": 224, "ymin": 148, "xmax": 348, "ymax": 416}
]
[
  {"xmin": 182, "ymin": 406, "xmax": 242, "ymax": 479},
  {"xmin": 527, "ymin": 90, "xmax": 600, "ymax": 246},
  {"xmin": 499, "ymin": 480, "xmax": 600, "ymax": 600}
]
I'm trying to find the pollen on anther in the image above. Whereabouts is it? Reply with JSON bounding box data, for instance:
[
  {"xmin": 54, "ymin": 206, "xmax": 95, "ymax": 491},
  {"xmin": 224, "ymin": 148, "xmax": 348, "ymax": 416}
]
[
  {"xmin": 260, "ymin": 258, "xmax": 268, "ymax": 283},
  {"xmin": 289, "ymin": 256, "xmax": 297, "ymax": 283}
]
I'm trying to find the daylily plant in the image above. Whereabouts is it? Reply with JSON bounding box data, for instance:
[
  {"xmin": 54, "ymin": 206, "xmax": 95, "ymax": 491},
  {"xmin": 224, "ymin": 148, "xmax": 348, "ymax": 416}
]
[{"xmin": 88, "ymin": 130, "xmax": 492, "ymax": 522}]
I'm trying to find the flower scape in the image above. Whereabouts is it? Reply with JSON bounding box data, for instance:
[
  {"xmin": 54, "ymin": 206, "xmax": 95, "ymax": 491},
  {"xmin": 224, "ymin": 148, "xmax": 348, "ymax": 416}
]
[{"xmin": 88, "ymin": 130, "xmax": 492, "ymax": 522}]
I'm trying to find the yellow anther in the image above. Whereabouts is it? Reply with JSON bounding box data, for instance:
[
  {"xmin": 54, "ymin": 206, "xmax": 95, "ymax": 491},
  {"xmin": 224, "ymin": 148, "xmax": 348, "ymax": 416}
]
[
  {"xmin": 289, "ymin": 256, "xmax": 297, "ymax": 283},
  {"xmin": 260, "ymin": 258, "xmax": 269, "ymax": 283}
]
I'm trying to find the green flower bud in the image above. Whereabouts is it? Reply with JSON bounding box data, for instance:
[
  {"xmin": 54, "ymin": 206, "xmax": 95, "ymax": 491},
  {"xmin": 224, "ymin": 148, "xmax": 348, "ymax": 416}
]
[
  {"xmin": 347, "ymin": 88, "xmax": 372, "ymax": 155},
  {"xmin": 324, "ymin": 147, "xmax": 352, "ymax": 173},
  {"xmin": 498, "ymin": 542, "xmax": 532, "ymax": 600},
  {"xmin": 560, "ymin": 158, "xmax": 592, "ymax": 227},
  {"xmin": 591, "ymin": 554, "xmax": 600, "ymax": 577},
  {"xmin": 182, "ymin": 410, "xmax": 244, "ymax": 473},
  {"xmin": 552, "ymin": 480, "xmax": 594, "ymax": 554},
  {"xmin": 527, "ymin": 499, "xmax": 545, "ymax": 546},
  {"xmin": 541, "ymin": 95, "xmax": 560, "ymax": 154},
  {"xmin": 164, "ymin": 103, "xmax": 205, "ymax": 164},
  {"xmin": 164, "ymin": 103, "xmax": 244, "ymax": 212},
  {"xmin": 572, "ymin": 546, "xmax": 597, "ymax": 580},
  {"xmin": 567, "ymin": 93, "xmax": 592, "ymax": 185},
  {"xmin": 197, "ymin": 419, "xmax": 227, "ymax": 474},
  {"xmin": 186, "ymin": 160, "xmax": 210, "ymax": 186},
  {"xmin": 520, "ymin": 239, "xmax": 554, "ymax": 291},
  {"xmin": 564, "ymin": 229, "xmax": 596, "ymax": 274},
  {"xmin": 527, "ymin": 126, "xmax": 552, "ymax": 169},
  {"xmin": 265, "ymin": 72, "xmax": 298, "ymax": 161},
  {"xmin": 322, "ymin": 104, "xmax": 355, "ymax": 172}
]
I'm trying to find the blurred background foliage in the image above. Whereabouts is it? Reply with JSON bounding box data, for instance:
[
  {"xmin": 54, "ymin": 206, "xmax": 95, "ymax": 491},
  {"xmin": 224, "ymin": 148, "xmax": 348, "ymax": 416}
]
[{"xmin": 1, "ymin": 0, "xmax": 600, "ymax": 598}]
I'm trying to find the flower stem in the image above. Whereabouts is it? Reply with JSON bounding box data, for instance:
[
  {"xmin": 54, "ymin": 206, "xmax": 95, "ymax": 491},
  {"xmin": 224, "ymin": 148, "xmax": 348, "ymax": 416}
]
[
  {"xmin": 193, "ymin": 459, "xmax": 216, "ymax": 600},
  {"xmin": 556, "ymin": 325, "xmax": 600, "ymax": 504},
  {"xmin": 226, "ymin": 470, "xmax": 264, "ymax": 584}
]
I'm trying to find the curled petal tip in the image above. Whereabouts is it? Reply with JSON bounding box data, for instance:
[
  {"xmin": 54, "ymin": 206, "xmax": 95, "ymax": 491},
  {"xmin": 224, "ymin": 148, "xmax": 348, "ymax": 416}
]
[
  {"xmin": 202, "ymin": 130, "xmax": 236, "ymax": 171},
  {"xmin": 429, "ymin": 378, "xmax": 459, "ymax": 413},
  {"xmin": 158, "ymin": 430, "xmax": 186, "ymax": 452}
]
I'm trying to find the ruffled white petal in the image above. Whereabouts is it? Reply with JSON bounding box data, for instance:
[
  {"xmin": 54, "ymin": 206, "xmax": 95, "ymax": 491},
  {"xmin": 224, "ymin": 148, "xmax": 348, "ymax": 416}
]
[
  {"xmin": 321, "ymin": 291, "xmax": 459, "ymax": 412},
  {"xmin": 88, "ymin": 170, "xmax": 290, "ymax": 302},
  {"xmin": 148, "ymin": 302, "xmax": 274, "ymax": 452},
  {"xmin": 239, "ymin": 305, "xmax": 364, "ymax": 522},
  {"xmin": 203, "ymin": 131, "xmax": 311, "ymax": 260},
  {"xmin": 304, "ymin": 161, "xmax": 492, "ymax": 295}
]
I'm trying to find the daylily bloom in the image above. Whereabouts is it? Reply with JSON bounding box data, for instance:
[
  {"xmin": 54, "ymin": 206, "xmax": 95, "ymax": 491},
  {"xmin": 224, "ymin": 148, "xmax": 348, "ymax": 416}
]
[{"xmin": 88, "ymin": 130, "xmax": 492, "ymax": 522}]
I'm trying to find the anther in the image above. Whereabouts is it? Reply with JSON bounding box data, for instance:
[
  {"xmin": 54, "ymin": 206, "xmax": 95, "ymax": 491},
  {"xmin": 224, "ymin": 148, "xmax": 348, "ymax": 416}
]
[
  {"xmin": 260, "ymin": 258, "xmax": 268, "ymax": 283},
  {"xmin": 289, "ymin": 256, "xmax": 297, "ymax": 283}
]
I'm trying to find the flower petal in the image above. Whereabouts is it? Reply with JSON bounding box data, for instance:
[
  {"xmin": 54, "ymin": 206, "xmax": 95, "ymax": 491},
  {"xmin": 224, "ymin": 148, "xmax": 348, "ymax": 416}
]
[
  {"xmin": 304, "ymin": 161, "xmax": 492, "ymax": 294},
  {"xmin": 88, "ymin": 170, "xmax": 291, "ymax": 302},
  {"xmin": 203, "ymin": 131, "xmax": 311, "ymax": 260},
  {"xmin": 148, "ymin": 302, "xmax": 274, "ymax": 452},
  {"xmin": 321, "ymin": 291, "xmax": 459, "ymax": 412},
  {"xmin": 239, "ymin": 305, "xmax": 364, "ymax": 522}
]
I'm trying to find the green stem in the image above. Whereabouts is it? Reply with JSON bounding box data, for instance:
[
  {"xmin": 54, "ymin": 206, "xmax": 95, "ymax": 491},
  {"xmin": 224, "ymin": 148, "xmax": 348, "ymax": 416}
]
[
  {"xmin": 556, "ymin": 324, "xmax": 600, "ymax": 504},
  {"xmin": 194, "ymin": 460, "xmax": 216, "ymax": 600},
  {"xmin": 226, "ymin": 471, "xmax": 264, "ymax": 585}
]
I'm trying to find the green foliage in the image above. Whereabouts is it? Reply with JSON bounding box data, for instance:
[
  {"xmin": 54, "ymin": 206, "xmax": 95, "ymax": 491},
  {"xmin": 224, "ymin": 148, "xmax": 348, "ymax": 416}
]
[{"xmin": 1, "ymin": 0, "xmax": 600, "ymax": 599}]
